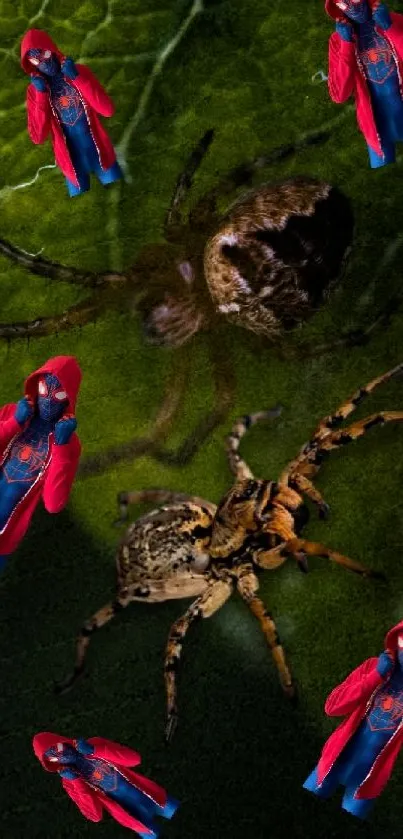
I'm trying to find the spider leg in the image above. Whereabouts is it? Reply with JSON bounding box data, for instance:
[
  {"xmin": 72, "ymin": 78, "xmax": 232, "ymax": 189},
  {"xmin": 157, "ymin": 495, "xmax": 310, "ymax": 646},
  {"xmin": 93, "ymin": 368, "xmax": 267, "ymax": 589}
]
[
  {"xmin": 0, "ymin": 236, "xmax": 124, "ymax": 287},
  {"xmin": 310, "ymin": 410, "xmax": 403, "ymax": 459},
  {"xmin": 154, "ymin": 330, "xmax": 236, "ymax": 466},
  {"xmin": 164, "ymin": 578, "xmax": 233, "ymax": 743},
  {"xmin": 114, "ymin": 489, "xmax": 216, "ymax": 525},
  {"xmin": 0, "ymin": 294, "xmax": 105, "ymax": 339},
  {"xmin": 164, "ymin": 129, "xmax": 215, "ymax": 237},
  {"xmin": 280, "ymin": 362, "xmax": 403, "ymax": 484},
  {"xmin": 226, "ymin": 405, "xmax": 283, "ymax": 480},
  {"xmin": 313, "ymin": 361, "xmax": 403, "ymax": 437},
  {"xmin": 78, "ymin": 348, "xmax": 190, "ymax": 479},
  {"xmin": 278, "ymin": 292, "xmax": 402, "ymax": 361},
  {"xmin": 54, "ymin": 590, "xmax": 133, "ymax": 695},
  {"xmin": 189, "ymin": 125, "xmax": 333, "ymax": 227},
  {"xmin": 286, "ymin": 537, "xmax": 385, "ymax": 580},
  {"xmin": 288, "ymin": 473, "xmax": 330, "ymax": 519},
  {"xmin": 236, "ymin": 565, "xmax": 295, "ymax": 699}
]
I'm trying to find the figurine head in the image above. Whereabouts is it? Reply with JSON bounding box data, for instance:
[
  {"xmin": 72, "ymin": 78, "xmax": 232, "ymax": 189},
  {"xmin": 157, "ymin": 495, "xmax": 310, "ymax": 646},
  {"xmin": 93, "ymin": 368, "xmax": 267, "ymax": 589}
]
[
  {"xmin": 397, "ymin": 634, "xmax": 403, "ymax": 668},
  {"xmin": 45, "ymin": 742, "xmax": 77, "ymax": 765},
  {"xmin": 334, "ymin": 0, "xmax": 371, "ymax": 22},
  {"xmin": 27, "ymin": 47, "xmax": 60, "ymax": 76},
  {"xmin": 36, "ymin": 373, "xmax": 68, "ymax": 422}
]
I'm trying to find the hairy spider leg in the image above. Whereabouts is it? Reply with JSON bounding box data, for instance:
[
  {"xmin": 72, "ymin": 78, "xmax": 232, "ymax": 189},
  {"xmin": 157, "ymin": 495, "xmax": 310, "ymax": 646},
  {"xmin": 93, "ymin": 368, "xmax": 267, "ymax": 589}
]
[
  {"xmin": 54, "ymin": 590, "xmax": 133, "ymax": 695},
  {"xmin": 77, "ymin": 324, "xmax": 235, "ymax": 475},
  {"xmin": 155, "ymin": 333, "xmax": 237, "ymax": 466},
  {"xmin": 286, "ymin": 473, "xmax": 330, "ymax": 519},
  {"xmin": 78, "ymin": 348, "xmax": 190, "ymax": 479},
  {"xmin": 226, "ymin": 405, "xmax": 283, "ymax": 480},
  {"xmin": 164, "ymin": 129, "xmax": 215, "ymax": 236},
  {"xmin": 165, "ymin": 126, "xmax": 332, "ymax": 239},
  {"xmin": 312, "ymin": 360, "xmax": 403, "ymax": 438},
  {"xmin": 285, "ymin": 538, "xmax": 385, "ymax": 580},
  {"xmin": 186, "ymin": 127, "xmax": 334, "ymax": 233},
  {"xmin": 284, "ymin": 412, "xmax": 403, "ymax": 512},
  {"xmin": 291, "ymin": 293, "xmax": 401, "ymax": 358},
  {"xmin": 280, "ymin": 361, "xmax": 403, "ymax": 511},
  {"xmin": 306, "ymin": 410, "xmax": 403, "ymax": 464},
  {"xmin": 164, "ymin": 578, "xmax": 233, "ymax": 743},
  {"xmin": 241, "ymin": 582, "xmax": 294, "ymax": 686},
  {"xmin": 236, "ymin": 564, "xmax": 295, "ymax": 698},
  {"xmin": 0, "ymin": 294, "xmax": 107, "ymax": 340},
  {"xmin": 0, "ymin": 236, "xmax": 124, "ymax": 287}
]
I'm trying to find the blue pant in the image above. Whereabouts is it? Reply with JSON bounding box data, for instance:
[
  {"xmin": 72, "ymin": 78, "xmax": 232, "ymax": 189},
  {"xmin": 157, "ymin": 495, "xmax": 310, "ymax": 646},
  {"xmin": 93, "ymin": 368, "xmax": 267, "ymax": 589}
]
[
  {"xmin": 136, "ymin": 797, "xmax": 180, "ymax": 839},
  {"xmin": 368, "ymin": 140, "xmax": 396, "ymax": 169},
  {"xmin": 66, "ymin": 159, "xmax": 122, "ymax": 197},
  {"xmin": 63, "ymin": 122, "xmax": 122, "ymax": 197},
  {"xmin": 303, "ymin": 766, "xmax": 374, "ymax": 819}
]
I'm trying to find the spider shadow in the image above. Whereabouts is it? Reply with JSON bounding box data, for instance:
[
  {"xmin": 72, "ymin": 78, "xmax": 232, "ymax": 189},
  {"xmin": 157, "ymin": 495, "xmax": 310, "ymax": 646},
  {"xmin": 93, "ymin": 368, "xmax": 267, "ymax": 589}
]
[
  {"xmin": 156, "ymin": 592, "xmax": 401, "ymax": 839},
  {"xmin": 0, "ymin": 506, "xmax": 401, "ymax": 838}
]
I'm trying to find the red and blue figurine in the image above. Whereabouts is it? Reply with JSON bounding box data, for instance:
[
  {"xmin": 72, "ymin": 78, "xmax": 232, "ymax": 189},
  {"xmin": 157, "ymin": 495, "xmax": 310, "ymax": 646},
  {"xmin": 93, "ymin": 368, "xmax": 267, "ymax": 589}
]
[
  {"xmin": 303, "ymin": 620, "xmax": 403, "ymax": 819},
  {"xmin": 33, "ymin": 733, "xmax": 180, "ymax": 837},
  {"xmin": 326, "ymin": 0, "xmax": 403, "ymax": 167},
  {"xmin": 21, "ymin": 29, "xmax": 123, "ymax": 196},
  {"xmin": 0, "ymin": 356, "xmax": 82, "ymax": 571}
]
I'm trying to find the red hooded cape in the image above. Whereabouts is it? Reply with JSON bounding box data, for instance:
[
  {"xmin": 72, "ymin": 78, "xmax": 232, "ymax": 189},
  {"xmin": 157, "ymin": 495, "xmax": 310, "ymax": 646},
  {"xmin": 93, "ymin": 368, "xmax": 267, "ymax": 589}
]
[
  {"xmin": 317, "ymin": 619, "xmax": 403, "ymax": 799},
  {"xmin": 0, "ymin": 355, "xmax": 82, "ymax": 555},
  {"xmin": 21, "ymin": 29, "xmax": 118, "ymax": 186},
  {"xmin": 33, "ymin": 733, "xmax": 168, "ymax": 833},
  {"xmin": 325, "ymin": 0, "xmax": 403, "ymax": 157}
]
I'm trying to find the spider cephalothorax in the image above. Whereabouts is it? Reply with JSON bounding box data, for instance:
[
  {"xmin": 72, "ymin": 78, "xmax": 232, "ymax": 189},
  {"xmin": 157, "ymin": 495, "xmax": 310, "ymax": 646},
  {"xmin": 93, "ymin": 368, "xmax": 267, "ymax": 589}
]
[
  {"xmin": 56, "ymin": 362, "xmax": 403, "ymax": 742},
  {"xmin": 0, "ymin": 128, "xmax": 360, "ymax": 474}
]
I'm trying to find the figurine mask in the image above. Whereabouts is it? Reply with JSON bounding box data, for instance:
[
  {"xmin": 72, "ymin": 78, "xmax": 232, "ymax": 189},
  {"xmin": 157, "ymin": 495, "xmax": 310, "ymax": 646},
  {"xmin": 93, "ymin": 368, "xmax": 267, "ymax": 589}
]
[
  {"xmin": 27, "ymin": 48, "xmax": 60, "ymax": 76},
  {"xmin": 335, "ymin": 0, "xmax": 371, "ymax": 22},
  {"xmin": 37, "ymin": 373, "xmax": 68, "ymax": 422},
  {"xmin": 45, "ymin": 742, "xmax": 77, "ymax": 765}
]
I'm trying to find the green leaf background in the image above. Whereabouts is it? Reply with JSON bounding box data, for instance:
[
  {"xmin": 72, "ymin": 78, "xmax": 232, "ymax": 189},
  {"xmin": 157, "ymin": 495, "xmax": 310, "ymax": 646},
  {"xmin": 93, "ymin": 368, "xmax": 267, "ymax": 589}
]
[{"xmin": 1, "ymin": 1, "xmax": 403, "ymax": 836}]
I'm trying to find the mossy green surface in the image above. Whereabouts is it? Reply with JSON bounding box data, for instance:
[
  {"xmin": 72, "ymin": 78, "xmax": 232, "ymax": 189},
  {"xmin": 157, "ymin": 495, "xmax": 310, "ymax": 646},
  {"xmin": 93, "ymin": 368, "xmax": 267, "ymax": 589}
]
[{"xmin": 1, "ymin": 0, "xmax": 403, "ymax": 836}]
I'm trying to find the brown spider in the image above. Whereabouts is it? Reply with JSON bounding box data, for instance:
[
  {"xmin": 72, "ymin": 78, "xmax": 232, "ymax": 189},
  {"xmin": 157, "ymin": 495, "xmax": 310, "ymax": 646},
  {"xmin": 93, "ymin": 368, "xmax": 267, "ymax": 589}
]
[
  {"xmin": 55, "ymin": 361, "xmax": 403, "ymax": 742},
  {"xmin": 0, "ymin": 127, "xmax": 366, "ymax": 475}
]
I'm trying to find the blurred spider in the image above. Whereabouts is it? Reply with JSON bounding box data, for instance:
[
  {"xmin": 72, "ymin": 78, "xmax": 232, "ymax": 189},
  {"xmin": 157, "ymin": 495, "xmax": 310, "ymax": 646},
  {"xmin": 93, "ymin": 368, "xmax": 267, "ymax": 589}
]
[
  {"xmin": 55, "ymin": 361, "xmax": 403, "ymax": 741},
  {"xmin": 0, "ymin": 127, "xmax": 387, "ymax": 474}
]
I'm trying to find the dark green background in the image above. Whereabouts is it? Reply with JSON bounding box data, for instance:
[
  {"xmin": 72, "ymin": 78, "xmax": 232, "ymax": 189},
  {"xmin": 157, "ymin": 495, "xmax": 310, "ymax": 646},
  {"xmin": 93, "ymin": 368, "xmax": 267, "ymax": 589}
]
[{"xmin": 1, "ymin": 0, "xmax": 403, "ymax": 836}]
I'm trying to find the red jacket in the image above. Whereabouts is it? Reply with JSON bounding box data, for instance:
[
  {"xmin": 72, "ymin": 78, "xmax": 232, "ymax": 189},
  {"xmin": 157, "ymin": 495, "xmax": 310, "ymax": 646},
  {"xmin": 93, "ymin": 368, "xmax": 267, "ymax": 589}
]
[
  {"xmin": 317, "ymin": 619, "xmax": 403, "ymax": 799},
  {"xmin": 325, "ymin": 0, "xmax": 403, "ymax": 157},
  {"xmin": 20, "ymin": 29, "xmax": 118, "ymax": 187},
  {"xmin": 33, "ymin": 732, "xmax": 168, "ymax": 834},
  {"xmin": 0, "ymin": 355, "xmax": 82, "ymax": 555}
]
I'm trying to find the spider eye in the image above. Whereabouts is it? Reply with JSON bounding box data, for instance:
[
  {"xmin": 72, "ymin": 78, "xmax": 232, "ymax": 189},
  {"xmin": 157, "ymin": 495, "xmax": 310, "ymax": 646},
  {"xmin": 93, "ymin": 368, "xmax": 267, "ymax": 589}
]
[
  {"xmin": 38, "ymin": 380, "xmax": 47, "ymax": 396},
  {"xmin": 44, "ymin": 49, "xmax": 51, "ymax": 59},
  {"xmin": 55, "ymin": 390, "xmax": 67, "ymax": 401}
]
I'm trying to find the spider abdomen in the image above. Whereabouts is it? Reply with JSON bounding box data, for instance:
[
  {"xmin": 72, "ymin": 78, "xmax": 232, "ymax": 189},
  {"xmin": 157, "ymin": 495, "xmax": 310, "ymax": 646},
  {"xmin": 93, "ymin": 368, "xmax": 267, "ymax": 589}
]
[
  {"xmin": 204, "ymin": 177, "xmax": 353, "ymax": 338},
  {"xmin": 116, "ymin": 502, "xmax": 214, "ymax": 602}
]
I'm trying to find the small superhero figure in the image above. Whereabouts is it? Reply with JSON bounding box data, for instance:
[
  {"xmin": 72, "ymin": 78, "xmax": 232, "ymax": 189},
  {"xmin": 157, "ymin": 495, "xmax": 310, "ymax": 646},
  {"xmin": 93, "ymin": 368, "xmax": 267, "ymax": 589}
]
[
  {"xmin": 326, "ymin": 0, "xmax": 403, "ymax": 167},
  {"xmin": 33, "ymin": 733, "xmax": 180, "ymax": 837},
  {"xmin": 0, "ymin": 356, "xmax": 82, "ymax": 569},
  {"xmin": 303, "ymin": 620, "xmax": 403, "ymax": 819},
  {"xmin": 20, "ymin": 29, "xmax": 123, "ymax": 196}
]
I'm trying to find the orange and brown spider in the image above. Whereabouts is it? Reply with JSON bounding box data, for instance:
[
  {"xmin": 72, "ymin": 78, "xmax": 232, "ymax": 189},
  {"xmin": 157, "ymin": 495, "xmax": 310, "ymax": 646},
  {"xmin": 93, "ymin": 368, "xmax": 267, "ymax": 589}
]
[
  {"xmin": 55, "ymin": 361, "xmax": 403, "ymax": 742},
  {"xmin": 0, "ymin": 127, "xmax": 368, "ymax": 475}
]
